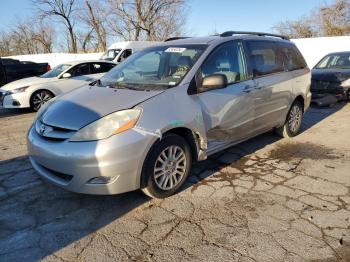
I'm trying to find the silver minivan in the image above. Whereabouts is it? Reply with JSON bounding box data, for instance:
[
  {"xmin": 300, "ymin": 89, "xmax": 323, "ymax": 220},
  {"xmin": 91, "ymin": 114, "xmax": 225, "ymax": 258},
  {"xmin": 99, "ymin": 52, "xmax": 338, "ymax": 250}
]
[{"xmin": 27, "ymin": 32, "xmax": 311, "ymax": 198}]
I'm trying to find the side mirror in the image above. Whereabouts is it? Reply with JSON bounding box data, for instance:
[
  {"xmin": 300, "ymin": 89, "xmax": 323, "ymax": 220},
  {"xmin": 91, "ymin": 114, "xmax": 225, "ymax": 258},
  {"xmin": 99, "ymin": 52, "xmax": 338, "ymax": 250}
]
[
  {"xmin": 62, "ymin": 73, "xmax": 71, "ymax": 79},
  {"xmin": 197, "ymin": 74, "xmax": 227, "ymax": 93}
]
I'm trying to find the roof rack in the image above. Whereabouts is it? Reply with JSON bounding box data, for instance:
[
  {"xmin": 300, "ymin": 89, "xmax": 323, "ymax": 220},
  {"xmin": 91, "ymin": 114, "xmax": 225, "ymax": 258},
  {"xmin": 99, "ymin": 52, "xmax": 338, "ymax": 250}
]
[
  {"xmin": 164, "ymin": 37, "xmax": 191, "ymax": 42},
  {"xmin": 220, "ymin": 31, "xmax": 289, "ymax": 40}
]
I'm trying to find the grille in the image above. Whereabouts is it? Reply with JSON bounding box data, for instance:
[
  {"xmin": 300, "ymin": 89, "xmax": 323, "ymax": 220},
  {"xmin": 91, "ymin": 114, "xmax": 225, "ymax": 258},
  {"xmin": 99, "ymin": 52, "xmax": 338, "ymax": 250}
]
[
  {"xmin": 35, "ymin": 120, "xmax": 76, "ymax": 141},
  {"xmin": 38, "ymin": 162, "xmax": 73, "ymax": 182},
  {"xmin": 311, "ymin": 80, "xmax": 340, "ymax": 91}
]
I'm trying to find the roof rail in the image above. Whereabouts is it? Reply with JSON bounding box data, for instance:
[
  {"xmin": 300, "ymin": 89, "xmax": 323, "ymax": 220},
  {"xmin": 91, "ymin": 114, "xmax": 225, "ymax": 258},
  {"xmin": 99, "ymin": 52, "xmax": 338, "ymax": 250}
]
[
  {"xmin": 220, "ymin": 31, "xmax": 289, "ymax": 40},
  {"xmin": 164, "ymin": 37, "xmax": 191, "ymax": 42}
]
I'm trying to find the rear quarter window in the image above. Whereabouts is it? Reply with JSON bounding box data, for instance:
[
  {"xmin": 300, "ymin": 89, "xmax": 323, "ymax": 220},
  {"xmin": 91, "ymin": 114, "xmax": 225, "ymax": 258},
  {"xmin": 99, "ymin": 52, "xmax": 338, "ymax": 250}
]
[
  {"xmin": 279, "ymin": 43, "xmax": 307, "ymax": 71},
  {"xmin": 246, "ymin": 41, "xmax": 284, "ymax": 77}
]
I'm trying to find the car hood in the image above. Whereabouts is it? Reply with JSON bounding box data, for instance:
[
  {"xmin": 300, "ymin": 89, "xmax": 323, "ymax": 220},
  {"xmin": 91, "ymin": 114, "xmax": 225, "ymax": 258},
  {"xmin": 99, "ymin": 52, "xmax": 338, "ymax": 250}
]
[
  {"xmin": 312, "ymin": 68, "xmax": 350, "ymax": 83},
  {"xmin": 1, "ymin": 76, "xmax": 56, "ymax": 90},
  {"xmin": 41, "ymin": 85, "xmax": 164, "ymax": 130}
]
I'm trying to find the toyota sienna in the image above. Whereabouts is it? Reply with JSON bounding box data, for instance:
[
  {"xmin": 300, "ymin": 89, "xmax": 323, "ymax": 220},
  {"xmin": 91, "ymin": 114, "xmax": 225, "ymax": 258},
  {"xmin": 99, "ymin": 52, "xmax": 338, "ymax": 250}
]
[{"xmin": 27, "ymin": 32, "xmax": 311, "ymax": 198}]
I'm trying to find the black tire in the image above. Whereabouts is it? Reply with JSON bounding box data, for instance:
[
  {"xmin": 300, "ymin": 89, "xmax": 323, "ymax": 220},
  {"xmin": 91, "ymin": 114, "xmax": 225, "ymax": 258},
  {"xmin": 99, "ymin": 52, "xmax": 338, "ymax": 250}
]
[
  {"xmin": 275, "ymin": 100, "xmax": 303, "ymax": 138},
  {"xmin": 141, "ymin": 134, "xmax": 192, "ymax": 198},
  {"xmin": 30, "ymin": 90, "xmax": 54, "ymax": 112}
]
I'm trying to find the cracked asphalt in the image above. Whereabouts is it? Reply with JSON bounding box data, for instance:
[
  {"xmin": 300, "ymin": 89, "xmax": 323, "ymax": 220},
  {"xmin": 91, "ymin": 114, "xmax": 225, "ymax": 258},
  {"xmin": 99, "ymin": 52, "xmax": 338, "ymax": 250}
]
[{"xmin": 0, "ymin": 104, "xmax": 350, "ymax": 262}]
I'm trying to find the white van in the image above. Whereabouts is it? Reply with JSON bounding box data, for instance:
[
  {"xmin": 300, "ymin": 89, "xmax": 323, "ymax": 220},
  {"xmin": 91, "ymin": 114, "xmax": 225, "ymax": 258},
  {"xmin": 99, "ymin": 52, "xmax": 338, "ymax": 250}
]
[{"xmin": 100, "ymin": 41, "xmax": 162, "ymax": 63}]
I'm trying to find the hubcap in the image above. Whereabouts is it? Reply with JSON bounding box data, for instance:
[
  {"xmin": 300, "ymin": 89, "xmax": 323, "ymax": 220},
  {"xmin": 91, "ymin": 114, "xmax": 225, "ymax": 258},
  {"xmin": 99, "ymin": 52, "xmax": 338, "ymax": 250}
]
[
  {"xmin": 32, "ymin": 92, "xmax": 52, "ymax": 110},
  {"xmin": 154, "ymin": 145, "xmax": 187, "ymax": 191},
  {"xmin": 288, "ymin": 105, "xmax": 302, "ymax": 133}
]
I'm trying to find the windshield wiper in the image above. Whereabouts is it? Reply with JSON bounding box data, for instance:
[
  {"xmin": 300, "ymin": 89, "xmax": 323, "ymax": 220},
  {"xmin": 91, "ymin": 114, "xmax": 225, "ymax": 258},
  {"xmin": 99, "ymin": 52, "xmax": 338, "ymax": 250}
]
[{"xmin": 109, "ymin": 83, "xmax": 143, "ymax": 91}]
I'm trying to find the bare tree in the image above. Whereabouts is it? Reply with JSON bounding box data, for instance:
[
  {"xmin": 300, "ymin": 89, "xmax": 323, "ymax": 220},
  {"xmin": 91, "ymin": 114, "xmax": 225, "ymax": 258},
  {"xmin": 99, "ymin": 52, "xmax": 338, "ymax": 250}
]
[
  {"xmin": 33, "ymin": 0, "xmax": 79, "ymax": 53},
  {"xmin": 0, "ymin": 32, "xmax": 14, "ymax": 56},
  {"xmin": 0, "ymin": 19, "xmax": 55, "ymax": 56},
  {"xmin": 32, "ymin": 22, "xmax": 55, "ymax": 53},
  {"xmin": 274, "ymin": 0, "xmax": 350, "ymax": 38},
  {"xmin": 79, "ymin": 0, "xmax": 108, "ymax": 52},
  {"xmin": 107, "ymin": 0, "xmax": 187, "ymax": 41},
  {"xmin": 319, "ymin": 0, "xmax": 350, "ymax": 36},
  {"xmin": 273, "ymin": 17, "xmax": 317, "ymax": 38}
]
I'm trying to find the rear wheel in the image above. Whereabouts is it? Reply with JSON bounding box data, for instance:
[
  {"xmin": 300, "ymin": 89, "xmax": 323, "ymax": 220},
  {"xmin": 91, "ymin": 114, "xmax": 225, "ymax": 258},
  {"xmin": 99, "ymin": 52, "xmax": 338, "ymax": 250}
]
[
  {"xmin": 141, "ymin": 134, "xmax": 192, "ymax": 198},
  {"xmin": 276, "ymin": 100, "xmax": 303, "ymax": 138},
  {"xmin": 30, "ymin": 90, "xmax": 54, "ymax": 112}
]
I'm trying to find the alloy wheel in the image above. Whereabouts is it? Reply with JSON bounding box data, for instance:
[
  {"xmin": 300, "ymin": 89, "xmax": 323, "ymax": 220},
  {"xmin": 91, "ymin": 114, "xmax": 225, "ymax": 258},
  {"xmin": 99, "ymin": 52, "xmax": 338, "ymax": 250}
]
[
  {"xmin": 288, "ymin": 104, "xmax": 302, "ymax": 133},
  {"xmin": 32, "ymin": 91, "xmax": 52, "ymax": 111},
  {"xmin": 153, "ymin": 145, "xmax": 187, "ymax": 191}
]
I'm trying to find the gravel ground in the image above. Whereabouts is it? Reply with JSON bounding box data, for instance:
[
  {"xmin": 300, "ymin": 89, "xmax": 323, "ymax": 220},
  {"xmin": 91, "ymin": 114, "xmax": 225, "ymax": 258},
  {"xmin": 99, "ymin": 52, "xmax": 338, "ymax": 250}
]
[{"xmin": 0, "ymin": 104, "xmax": 350, "ymax": 262}]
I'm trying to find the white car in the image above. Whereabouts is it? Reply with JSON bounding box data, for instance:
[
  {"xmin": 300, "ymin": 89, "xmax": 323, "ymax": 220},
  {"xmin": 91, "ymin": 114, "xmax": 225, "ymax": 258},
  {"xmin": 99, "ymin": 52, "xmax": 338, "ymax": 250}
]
[
  {"xmin": 100, "ymin": 41, "xmax": 161, "ymax": 64},
  {"xmin": 0, "ymin": 60, "xmax": 116, "ymax": 111}
]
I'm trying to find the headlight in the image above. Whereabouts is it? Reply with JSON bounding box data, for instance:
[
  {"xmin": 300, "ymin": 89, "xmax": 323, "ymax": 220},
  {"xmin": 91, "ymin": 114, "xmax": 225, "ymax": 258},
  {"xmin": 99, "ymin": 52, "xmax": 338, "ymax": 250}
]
[
  {"xmin": 340, "ymin": 79, "xmax": 350, "ymax": 88},
  {"xmin": 70, "ymin": 109, "xmax": 141, "ymax": 142},
  {"xmin": 7, "ymin": 86, "xmax": 30, "ymax": 94}
]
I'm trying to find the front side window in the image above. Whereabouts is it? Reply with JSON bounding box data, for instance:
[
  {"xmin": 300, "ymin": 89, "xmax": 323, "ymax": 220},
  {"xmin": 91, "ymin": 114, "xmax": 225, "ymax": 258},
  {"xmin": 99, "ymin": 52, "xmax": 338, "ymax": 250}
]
[
  {"xmin": 41, "ymin": 64, "xmax": 72, "ymax": 78},
  {"xmin": 315, "ymin": 53, "xmax": 350, "ymax": 69},
  {"xmin": 100, "ymin": 49, "xmax": 121, "ymax": 61},
  {"xmin": 100, "ymin": 44, "xmax": 207, "ymax": 90},
  {"xmin": 118, "ymin": 49, "xmax": 133, "ymax": 62},
  {"xmin": 199, "ymin": 41, "xmax": 247, "ymax": 85},
  {"xmin": 247, "ymin": 41, "xmax": 284, "ymax": 77}
]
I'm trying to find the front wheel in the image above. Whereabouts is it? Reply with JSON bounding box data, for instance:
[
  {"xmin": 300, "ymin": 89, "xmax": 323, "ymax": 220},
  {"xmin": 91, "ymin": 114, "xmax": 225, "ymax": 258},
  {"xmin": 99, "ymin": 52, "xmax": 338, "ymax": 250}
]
[
  {"xmin": 141, "ymin": 134, "xmax": 192, "ymax": 198},
  {"xmin": 275, "ymin": 100, "xmax": 303, "ymax": 138},
  {"xmin": 30, "ymin": 90, "xmax": 54, "ymax": 112}
]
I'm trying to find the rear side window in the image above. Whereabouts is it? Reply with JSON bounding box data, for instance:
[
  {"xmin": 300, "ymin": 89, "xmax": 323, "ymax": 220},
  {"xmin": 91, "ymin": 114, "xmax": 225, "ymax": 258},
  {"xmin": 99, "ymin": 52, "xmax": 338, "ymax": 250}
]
[
  {"xmin": 246, "ymin": 41, "xmax": 284, "ymax": 77},
  {"xmin": 279, "ymin": 44, "xmax": 307, "ymax": 71},
  {"xmin": 91, "ymin": 63, "xmax": 115, "ymax": 74},
  {"xmin": 69, "ymin": 63, "xmax": 90, "ymax": 77}
]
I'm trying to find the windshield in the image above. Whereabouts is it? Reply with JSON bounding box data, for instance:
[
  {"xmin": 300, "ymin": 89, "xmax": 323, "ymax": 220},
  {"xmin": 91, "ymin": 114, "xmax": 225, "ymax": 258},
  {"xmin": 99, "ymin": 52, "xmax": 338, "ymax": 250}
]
[
  {"xmin": 100, "ymin": 49, "xmax": 121, "ymax": 61},
  {"xmin": 315, "ymin": 53, "xmax": 350, "ymax": 69},
  {"xmin": 41, "ymin": 64, "xmax": 72, "ymax": 78},
  {"xmin": 99, "ymin": 44, "xmax": 207, "ymax": 90}
]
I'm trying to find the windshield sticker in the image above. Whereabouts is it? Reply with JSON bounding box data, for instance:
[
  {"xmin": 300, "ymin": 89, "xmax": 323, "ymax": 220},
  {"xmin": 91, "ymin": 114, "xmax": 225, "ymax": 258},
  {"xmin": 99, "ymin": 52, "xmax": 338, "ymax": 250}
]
[
  {"xmin": 169, "ymin": 81, "xmax": 177, "ymax": 86},
  {"xmin": 165, "ymin": 47, "xmax": 186, "ymax": 53}
]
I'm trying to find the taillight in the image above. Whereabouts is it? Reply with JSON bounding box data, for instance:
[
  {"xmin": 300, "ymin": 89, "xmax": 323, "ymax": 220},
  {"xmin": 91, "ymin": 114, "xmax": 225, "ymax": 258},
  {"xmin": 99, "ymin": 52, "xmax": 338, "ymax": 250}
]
[{"xmin": 47, "ymin": 64, "xmax": 51, "ymax": 71}]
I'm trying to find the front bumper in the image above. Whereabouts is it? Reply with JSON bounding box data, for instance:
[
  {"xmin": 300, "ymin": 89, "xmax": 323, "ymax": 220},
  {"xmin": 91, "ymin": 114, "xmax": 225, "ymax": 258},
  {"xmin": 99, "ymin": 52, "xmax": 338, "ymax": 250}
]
[
  {"xmin": 0, "ymin": 91, "xmax": 30, "ymax": 108},
  {"xmin": 311, "ymin": 81, "xmax": 349, "ymax": 99},
  {"xmin": 27, "ymin": 126, "xmax": 156, "ymax": 195}
]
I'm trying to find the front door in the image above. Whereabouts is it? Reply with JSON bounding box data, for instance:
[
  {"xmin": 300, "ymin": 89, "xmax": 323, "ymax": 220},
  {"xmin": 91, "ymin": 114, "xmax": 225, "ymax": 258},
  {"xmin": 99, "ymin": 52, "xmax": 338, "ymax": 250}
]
[{"xmin": 195, "ymin": 41, "xmax": 255, "ymax": 148}]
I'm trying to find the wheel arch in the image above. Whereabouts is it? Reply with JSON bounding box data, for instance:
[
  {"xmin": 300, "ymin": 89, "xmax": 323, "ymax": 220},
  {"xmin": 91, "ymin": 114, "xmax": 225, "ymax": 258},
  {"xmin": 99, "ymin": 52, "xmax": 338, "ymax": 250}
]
[
  {"xmin": 293, "ymin": 94, "xmax": 305, "ymax": 112},
  {"xmin": 139, "ymin": 126, "xmax": 201, "ymax": 188},
  {"xmin": 29, "ymin": 89, "xmax": 56, "ymax": 109}
]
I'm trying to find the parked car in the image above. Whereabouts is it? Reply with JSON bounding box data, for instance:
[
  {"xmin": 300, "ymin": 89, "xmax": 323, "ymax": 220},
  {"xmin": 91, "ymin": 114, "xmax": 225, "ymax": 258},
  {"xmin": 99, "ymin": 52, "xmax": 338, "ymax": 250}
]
[
  {"xmin": 100, "ymin": 41, "xmax": 161, "ymax": 64},
  {"xmin": 0, "ymin": 58, "xmax": 50, "ymax": 87},
  {"xmin": 0, "ymin": 60, "xmax": 116, "ymax": 111},
  {"xmin": 311, "ymin": 51, "xmax": 350, "ymax": 101},
  {"xmin": 27, "ymin": 32, "xmax": 311, "ymax": 198}
]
